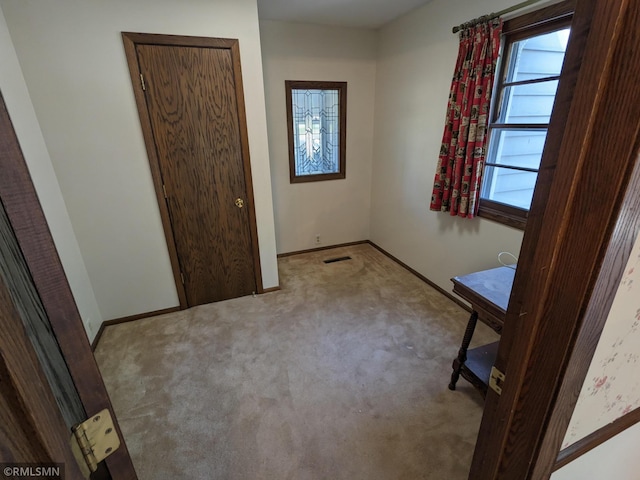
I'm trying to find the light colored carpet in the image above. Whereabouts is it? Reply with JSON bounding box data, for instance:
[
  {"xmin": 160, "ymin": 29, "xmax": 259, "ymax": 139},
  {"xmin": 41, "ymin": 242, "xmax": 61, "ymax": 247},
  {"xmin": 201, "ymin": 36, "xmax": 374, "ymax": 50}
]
[{"xmin": 95, "ymin": 243, "xmax": 498, "ymax": 479}]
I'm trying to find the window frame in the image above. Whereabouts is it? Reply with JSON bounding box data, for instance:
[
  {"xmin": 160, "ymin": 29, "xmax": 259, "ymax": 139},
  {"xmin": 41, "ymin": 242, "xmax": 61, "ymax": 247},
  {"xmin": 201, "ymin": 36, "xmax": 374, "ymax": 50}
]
[
  {"xmin": 478, "ymin": 3, "xmax": 574, "ymax": 229},
  {"xmin": 285, "ymin": 80, "xmax": 347, "ymax": 184}
]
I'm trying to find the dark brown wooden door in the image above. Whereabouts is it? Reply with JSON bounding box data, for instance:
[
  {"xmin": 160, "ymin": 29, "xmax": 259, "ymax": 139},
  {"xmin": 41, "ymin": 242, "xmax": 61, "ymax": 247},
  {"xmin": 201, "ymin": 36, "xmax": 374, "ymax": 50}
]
[
  {"xmin": 0, "ymin": 92, "xmax": 137, "ymax": 479},
  {"xmin": 126, "ymin": 34, "xmax": 261, "ymax": 307},
  {"xmin": 469, "ymin": 0, "xmax": 640, "ymax": 478}
]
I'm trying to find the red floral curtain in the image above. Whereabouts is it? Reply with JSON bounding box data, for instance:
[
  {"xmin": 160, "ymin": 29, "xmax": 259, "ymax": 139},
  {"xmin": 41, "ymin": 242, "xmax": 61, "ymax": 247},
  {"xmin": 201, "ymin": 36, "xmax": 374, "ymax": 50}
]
[{"xmin": 430, "ymin": 18, "xmax": 502, "ymax": 218}]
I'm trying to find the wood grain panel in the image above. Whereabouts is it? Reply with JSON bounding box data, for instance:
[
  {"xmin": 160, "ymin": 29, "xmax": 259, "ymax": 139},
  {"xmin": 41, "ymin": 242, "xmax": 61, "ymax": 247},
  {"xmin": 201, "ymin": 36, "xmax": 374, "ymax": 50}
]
[
  {"xmin": 0, "ymin": 200, "xmax": 85, "ymax": 429},
  {"xmin": 136, "ymin": 43, "xmax": 257, "ymax": 306},
  {"xmin": 0, "ymin": 279, "xmax": 82, "ymax": 477}
]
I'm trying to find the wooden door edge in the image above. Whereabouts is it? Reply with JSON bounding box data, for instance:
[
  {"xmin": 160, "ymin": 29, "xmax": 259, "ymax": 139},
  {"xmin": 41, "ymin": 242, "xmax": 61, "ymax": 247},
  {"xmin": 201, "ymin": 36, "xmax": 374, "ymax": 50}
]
[
  {"xmin": 528, "ymin": 1, "xmax": 640, "ymax": 476},
  {"xmin": 229, "ymin": 39, "xmax": 264, "ymax": 294},
  {"xmin": 122, "ymin": 32, "xmax": 189, "ymax": 309},
  {"xmin": 531, "ymin": 140, "xmax": 640, "ymax": 479},
  {"xmin": 469, "ymin": 0, "xmax": 640, "ymax": 478}
]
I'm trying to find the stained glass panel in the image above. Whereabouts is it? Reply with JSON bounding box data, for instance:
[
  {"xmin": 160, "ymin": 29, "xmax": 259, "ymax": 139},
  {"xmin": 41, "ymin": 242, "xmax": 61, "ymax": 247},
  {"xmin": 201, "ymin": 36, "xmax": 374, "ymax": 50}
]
[{"xmin": 290, "ymin": 88, "xmax": 340, "ymax": 176}]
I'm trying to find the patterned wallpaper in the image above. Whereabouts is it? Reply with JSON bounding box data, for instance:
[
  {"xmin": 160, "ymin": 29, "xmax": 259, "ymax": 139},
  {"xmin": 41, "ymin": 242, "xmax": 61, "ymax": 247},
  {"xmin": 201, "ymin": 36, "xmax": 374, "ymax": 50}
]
[{"xmin": 562, "ymin": 233, "xmax": 640, "ymax": 448}]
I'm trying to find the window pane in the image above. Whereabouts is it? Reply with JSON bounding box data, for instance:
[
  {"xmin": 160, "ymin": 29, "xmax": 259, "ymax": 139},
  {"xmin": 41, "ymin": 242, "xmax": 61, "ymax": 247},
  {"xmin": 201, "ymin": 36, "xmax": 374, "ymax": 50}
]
[
  {"xmin": 291, "ymin": 88, "xmax": 340, "ymax": 176},
  {"xmin": 499, "ymin": 80, "xmax": 559, "ymax": 123},
  {"xmin": 482, "ymin": 128, "xmax": 548, "ymax": 209},
  {"xmin": 480, "ymin": 22, "xmax": 571, "ymax": 224},
  {"xmin": 487, "ymin": 128, "xmax": 548, "ymax": 169},
  {"xmin": 508, "ymin": 28, "xmax": 570, "ymax": 82},
  {"xmin": 481, "ymin": 165, "xmax": 538, "ymax": 210}
]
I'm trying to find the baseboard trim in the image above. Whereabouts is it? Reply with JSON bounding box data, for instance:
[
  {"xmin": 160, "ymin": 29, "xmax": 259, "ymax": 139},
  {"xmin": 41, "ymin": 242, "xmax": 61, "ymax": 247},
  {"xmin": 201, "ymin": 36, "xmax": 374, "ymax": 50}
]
[
  {"xmin": 92, "ymin": 240, "xmax": 467, "ymax": 350},
  {"xmin": 554, "ymin": 406, "xmax": 640, "ymax": 471},
  {"xmin": 91, "ymin": 306, "xmax": 181, "ymax": 351},
  {"xmin": 91, "ymin": 323, "xmax": 107, "ymax": 351},
  {"xmin": 366, "ymin": 241, "xmax": 471, "ymax": 313},
  {"xmin": 277, "ymin": 240, "xmax": 369, "ymax": 258}
]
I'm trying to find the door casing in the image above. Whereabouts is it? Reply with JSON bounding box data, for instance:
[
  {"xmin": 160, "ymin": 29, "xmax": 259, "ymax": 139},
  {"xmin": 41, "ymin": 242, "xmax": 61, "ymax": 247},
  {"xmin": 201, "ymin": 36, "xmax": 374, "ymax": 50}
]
[
  {"xmin": 0, "ymin": 92, "xmax": 137, "ymax": 478},
  {"xmin": 469, "ymin": 0, "xmax": 640, "ymax": 478}
]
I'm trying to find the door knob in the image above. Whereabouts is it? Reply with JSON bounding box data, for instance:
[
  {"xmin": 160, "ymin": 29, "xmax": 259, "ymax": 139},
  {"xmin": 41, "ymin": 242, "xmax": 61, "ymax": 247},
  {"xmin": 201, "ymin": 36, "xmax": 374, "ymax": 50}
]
[{"xmin": 235, "ymin": 198, "xmax": 244, "ymax": 208}]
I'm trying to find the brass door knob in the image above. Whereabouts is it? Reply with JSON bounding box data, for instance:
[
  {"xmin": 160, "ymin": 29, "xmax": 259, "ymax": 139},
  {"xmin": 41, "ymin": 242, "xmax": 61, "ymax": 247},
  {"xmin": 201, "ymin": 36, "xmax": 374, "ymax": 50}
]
[{"xmin": 235, "ymin": 198, "xmax": 244, "ymax": 208}]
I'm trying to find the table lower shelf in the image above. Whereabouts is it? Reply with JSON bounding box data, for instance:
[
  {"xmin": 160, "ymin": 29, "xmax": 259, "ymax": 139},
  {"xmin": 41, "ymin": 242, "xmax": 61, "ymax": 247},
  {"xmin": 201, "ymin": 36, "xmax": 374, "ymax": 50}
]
[{"xmin": 453, "ymin": 341, "xmax": 500, "ymax": 395}]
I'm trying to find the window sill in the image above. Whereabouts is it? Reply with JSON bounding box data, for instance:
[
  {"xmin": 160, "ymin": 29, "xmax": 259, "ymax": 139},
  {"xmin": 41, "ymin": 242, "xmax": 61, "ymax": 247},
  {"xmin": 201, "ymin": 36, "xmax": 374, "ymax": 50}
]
[
  {"xmin": 290, "ymin": 172, "xmax": 346, "ymax": 184},
  {"xmin": 478, "ymin": 200, "xmax": 527, "ymax": 230}
]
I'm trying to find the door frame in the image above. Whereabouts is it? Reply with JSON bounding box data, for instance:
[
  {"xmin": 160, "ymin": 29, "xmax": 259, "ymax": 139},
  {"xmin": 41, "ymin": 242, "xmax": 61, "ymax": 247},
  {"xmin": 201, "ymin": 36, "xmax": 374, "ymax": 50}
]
[
  {"xmin": 0, "ymin": 93, "xmax": 137, "ymax": 477},
  {"xmin": 469, "ymin": 0, "xmax": 640, "ymax": 478},
  {"xmin": 122, "ymin": 32, "xmax": 264, "ymax": 308}
]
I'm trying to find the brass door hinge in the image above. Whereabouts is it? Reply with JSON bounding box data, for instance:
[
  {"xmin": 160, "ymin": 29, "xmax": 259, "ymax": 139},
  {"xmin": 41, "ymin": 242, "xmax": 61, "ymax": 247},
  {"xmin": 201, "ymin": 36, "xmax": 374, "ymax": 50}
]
[
  {"xmin": 140, "ymin": 73, "xmax": 146, "ymax": 91},
  {"xmin": 489, "ymin": 366, "xmax": 506, "ymax": 395},
  {"xmin": 70, "ymin": 409, "xmax": 121, "ymax": 478},
  {"xmin": 181, "ymin": 272, "xmax": 185, "ymax": 284}
]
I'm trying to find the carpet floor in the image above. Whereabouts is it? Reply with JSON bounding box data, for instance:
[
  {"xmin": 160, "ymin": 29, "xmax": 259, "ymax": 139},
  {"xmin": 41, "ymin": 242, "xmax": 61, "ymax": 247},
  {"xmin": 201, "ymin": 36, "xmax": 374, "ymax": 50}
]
[{"xmin": 94, "ymin": 243, "xmax": 498, "ymax": 479}]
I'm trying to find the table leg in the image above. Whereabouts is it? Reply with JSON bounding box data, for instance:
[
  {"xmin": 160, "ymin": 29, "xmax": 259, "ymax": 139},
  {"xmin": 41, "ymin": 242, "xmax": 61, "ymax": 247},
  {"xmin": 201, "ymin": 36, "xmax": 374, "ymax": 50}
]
[{"xmin": 449, "ymin": 310, "xmax": 478, "ymax": 390}]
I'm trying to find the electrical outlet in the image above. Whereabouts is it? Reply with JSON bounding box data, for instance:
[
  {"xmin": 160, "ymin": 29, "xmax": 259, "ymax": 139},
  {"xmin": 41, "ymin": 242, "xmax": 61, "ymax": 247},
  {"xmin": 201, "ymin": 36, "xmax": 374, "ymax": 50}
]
[{"xmin": 315, "ymin": 234, "xmax": 321, "ymax": 244}]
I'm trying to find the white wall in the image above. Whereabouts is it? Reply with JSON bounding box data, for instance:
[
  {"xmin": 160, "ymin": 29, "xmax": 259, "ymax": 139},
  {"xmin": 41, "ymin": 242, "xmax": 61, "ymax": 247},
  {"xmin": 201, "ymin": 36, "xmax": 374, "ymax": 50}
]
[
  {"xmin": 0, "ymin": 9, "xmax": 102, "ymax": 340},
  {"xmin": 551, "ymin": 422, "xmax": 640, "ymax": 480},
  {"xmin": 260, "ymin": 20, "xmax": 376, "ymax": 253},
  {"xmin": 0, "ymin": 0, "xmax": 279, "ymax": 320},
  {"xmin": 370, "ymin": 0, "xmax": 528, "ymax": 293}
]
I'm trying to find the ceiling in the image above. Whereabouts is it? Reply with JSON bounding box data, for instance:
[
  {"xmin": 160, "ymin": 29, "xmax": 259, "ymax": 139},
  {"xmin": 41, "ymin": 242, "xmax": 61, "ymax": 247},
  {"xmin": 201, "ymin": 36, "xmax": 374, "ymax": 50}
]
[{"xmin": 257, "ymin": 0, "xmax": 434, "ymax": 29}]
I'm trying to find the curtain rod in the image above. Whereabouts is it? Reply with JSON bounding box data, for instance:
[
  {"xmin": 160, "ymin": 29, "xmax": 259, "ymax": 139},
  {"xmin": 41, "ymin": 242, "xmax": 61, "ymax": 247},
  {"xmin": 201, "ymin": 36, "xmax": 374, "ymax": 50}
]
[{"xmin": 452, "ymin": 0, "xmax": 544, "ymax": 33}]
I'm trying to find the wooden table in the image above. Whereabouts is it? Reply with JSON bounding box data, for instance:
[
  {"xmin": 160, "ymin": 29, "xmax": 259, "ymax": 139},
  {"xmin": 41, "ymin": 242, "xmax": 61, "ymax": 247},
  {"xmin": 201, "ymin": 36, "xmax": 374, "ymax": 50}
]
[{"xmin": 448, "ymin": 266, "xmax": 515, "ymax": 395}]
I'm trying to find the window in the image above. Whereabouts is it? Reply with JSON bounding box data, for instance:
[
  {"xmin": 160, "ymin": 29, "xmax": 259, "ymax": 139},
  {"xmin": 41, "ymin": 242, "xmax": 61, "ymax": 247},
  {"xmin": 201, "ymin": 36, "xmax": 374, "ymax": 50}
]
[
  {"xmin": 478, "ymin": 11, "xmax": 572, "ymax": 229},
  {"xmin": 285, "ymin": 81, "xmax": 347, "ymax": 183}
]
